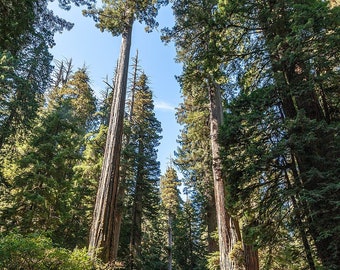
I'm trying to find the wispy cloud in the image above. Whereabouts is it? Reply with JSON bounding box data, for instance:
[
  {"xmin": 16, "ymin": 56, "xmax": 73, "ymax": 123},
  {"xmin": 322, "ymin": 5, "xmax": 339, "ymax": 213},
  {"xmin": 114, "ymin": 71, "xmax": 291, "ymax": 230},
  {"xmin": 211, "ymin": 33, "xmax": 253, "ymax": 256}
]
[{"xmin": 155, "ymin": 101, "xmax": 176, "ymax": 111}]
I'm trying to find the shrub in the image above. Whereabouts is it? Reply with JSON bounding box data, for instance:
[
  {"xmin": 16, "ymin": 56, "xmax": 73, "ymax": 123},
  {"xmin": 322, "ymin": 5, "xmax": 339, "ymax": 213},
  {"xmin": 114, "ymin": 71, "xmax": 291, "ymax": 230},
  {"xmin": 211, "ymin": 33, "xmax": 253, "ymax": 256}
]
[{"xmin": 0, "ymin": 233, "xmax": 102, "ymax": 269}]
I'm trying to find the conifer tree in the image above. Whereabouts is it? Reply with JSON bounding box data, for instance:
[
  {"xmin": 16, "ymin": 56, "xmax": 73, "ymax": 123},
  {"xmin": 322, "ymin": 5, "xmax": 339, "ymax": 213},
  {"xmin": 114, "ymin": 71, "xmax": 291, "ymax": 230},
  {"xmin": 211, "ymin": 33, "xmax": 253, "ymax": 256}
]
[
  {"xmin": 139, "ymin": 201, "xmax": 168, "ymax": 269},
  {"xmin": 163, "ymin": 1, "xmax": 259, "ymax": 268},
  {"xmin": 173, "ymin": 197, "xmax": 208, "ymax": 269},
  {"xmin": 255, "ymin": 3, "xmax": 339, "ymax": 267},
  {"xmin": 0, "ymin": 0, "xmax": 94, "ymax": 150},
  {"xmin": 0, "ymin": 66, "xmax": 96, "ymax": 248},
  {"xmin": 160, "ymin": 165, "xmax": 181, "ymax": 270},
  {"xmin": 0, "ymin": 2, "xmax": 94, "ymax": 211},
  {"xmin": 72, "ymin": 81, "xmax": 114, "ymax": 248},
  {"xmin": 215, "ymin": 0, "xmax": 339, "ymax": 268},
  {"xmin": 176, "ymin": 78, "xmax": 219, "ymax": 255},
  {"xmin": 128, "ymin": 73, "xmax": 162, "ymax": 269},
  {"xmin": 111, "ymin": 51, "xmax": 142, "ymax": 262},
  {"xmin": 85, "ymin": 1, "xmax": 169, "ymax": 262}
]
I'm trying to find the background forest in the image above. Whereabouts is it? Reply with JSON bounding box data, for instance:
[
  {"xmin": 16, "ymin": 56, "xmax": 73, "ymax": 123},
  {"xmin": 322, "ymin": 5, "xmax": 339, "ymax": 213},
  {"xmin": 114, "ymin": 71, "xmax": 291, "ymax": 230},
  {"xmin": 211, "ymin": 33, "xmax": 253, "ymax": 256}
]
[{"xmin": 0, "ymin": 0, "xmax": 339, "ymax": 270}]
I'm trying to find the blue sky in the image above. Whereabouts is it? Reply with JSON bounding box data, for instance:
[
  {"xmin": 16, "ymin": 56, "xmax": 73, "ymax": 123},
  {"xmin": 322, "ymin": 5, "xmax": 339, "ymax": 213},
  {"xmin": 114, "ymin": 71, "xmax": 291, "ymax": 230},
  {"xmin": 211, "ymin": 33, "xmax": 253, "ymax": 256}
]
[{"xmin": 49, "ymin": 1, "xmax": 183, "ymax": 175}]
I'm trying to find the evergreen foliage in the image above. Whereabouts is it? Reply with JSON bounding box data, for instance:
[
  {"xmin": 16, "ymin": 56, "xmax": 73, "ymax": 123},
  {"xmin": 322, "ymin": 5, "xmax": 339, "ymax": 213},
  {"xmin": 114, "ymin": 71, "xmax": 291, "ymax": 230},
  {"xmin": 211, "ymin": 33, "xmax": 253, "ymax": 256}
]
[
  {"xmin": 0, "ymin": 233, "xmax": 102, "ymax": 270},
  {"xmin": 128, "ymin": 73, "xmax": 163, "ymax": 269},
  {"xmin": 175, "ymin": 67, "xmax": 218, "ymax": 258},
  {"xmin": 164, "ymin": 0, "xmax": 339, "ymax": 269},
  {"xmin": 161, "ymin": 166, "xmax": 181, "ymax": 215},
  {"xmin": 160, "ymin": 165, "xmax": 180, "ymax": 270},
  {"xmin": 0, "ymin": 65, "xmax": 97, "ymax": 249},
  {"xmin": 84, "ymin": 0, "xmax": 170, "ymax": 36},
  {"xmin": 216, "ymin": 0, "xmax": 340, "ymax": 269},
  {"xmin": 0, "ymin": 0, "xmax": 94, "ymax": 150},
  {"xmin": 173, "ymin": 198, "xmax": 208, "ymax": 269},
  {"xmin": 0, "ymin": 0, "xmax": 338, "ymax": 269},
  {"xmin": 86, "ymin": 1, "xmax": 169, "ymax": 263}
]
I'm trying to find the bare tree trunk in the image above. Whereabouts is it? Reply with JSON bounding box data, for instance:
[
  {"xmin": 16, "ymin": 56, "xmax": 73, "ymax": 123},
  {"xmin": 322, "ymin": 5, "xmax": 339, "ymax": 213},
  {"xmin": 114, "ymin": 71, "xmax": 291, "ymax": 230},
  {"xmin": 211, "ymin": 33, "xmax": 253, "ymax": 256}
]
[
  {"xmin": 244, "ymin": 245, "xmax": 259, "ymax": 270},
  {"xmin": 88, "ymin": 21, "xmax": 133, "ymax": 263},
  {"xmin": 206, "ymin": 189, "xmax": 219, "ymax": 253},
  {"xmin": 208, "ymin": 81, "xmax": 258, "ymax": 270},
  {"xmin": 111, "ymin": 50, "xmax": 139, "ymax": 262},
  {"xmin": 208, "ymin": 81, "xmax": 235, "ymax": 270}
]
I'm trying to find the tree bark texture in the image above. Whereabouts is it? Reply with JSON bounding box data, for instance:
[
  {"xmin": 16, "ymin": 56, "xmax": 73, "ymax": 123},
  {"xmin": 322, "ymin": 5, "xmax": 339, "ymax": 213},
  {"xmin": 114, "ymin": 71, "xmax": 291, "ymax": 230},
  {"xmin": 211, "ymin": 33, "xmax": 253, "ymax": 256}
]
[
  {"xmin": 206, "ymin": 189, "xmax": 219, "ymax": 253},
  {"xmin": 111, "ymin": 50, "xmax": 139, "ymax": 262},
  {"xmin": 208, "ymin": 82, "xmax": 239, "ymax": 270},
  {"xmin": 88, "ymin": 22, "xmax": 133, "ymax": 263},
  {"xmin": 243, "ymin": 245, "xmax": 259, "ymax": 270},
  {"xmin": 208, "ymin": 81, "xmax": 259, "ymax": 270}
]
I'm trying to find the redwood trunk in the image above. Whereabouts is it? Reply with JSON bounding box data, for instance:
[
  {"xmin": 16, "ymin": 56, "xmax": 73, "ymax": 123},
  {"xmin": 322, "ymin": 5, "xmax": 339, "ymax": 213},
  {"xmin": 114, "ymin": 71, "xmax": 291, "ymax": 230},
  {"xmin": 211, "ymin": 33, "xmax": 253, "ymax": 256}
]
[
  {"xmin": 244, "ymin": 245, "xmax": 259, "ymax": 270},
  {"xmin": 206, "ymin": 189, "xmax": 219, "ymax": 253},
  {"xmin": 208, "ymin": 82, "xmax": 238, "ymax": 270},
  {"xmin": 111, "ymin": 50, "xmax": 139, "ymax": 261},
  {"xmin": 88, "ymin": 21, "xmax": 133, "ymax": 263},
  {"xmin": 208, "ymin": 81, "xmax": 259, "ymax": 270},
  {"xmin": 111, "ymin": 171, "xmax": 126, "ymax": 261}
]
